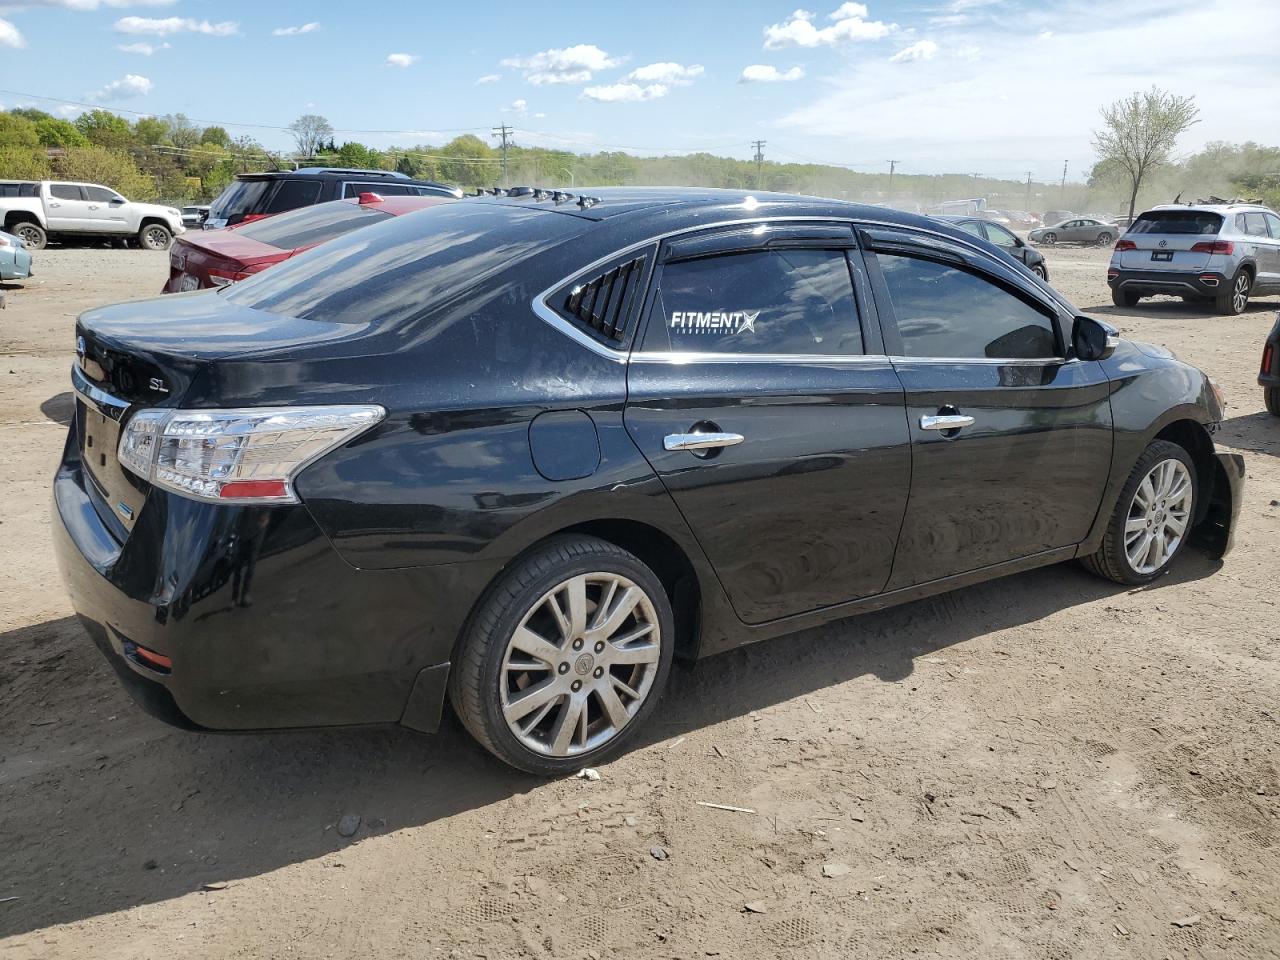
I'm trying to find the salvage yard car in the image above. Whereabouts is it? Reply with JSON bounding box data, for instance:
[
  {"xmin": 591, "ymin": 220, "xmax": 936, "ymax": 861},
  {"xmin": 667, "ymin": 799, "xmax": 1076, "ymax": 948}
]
[
  {"xmin": 0, "ymin": 228, "xmax": 33, "ymax": 282},
  {"xmin": 1109, "ymin": 203, "xmax": 1280, "ymax": 315},
  {"xmin": 162, "ymin": 192, "xmax": 452, "ymax": 292},
  {"xmin": 1028, "ymin": 217, "xmax": 1117, "ymax": 247},
  {"xmin": 935, "ymin": 214, "xmax": 1049, "ymax": 280},
  {"xmin": 0, "ymin": 179, "xmax": 184, "ymax": 251},
  {"xmin": 53, "ymin": 188, "xmax": 1245, "ymax": 776}
]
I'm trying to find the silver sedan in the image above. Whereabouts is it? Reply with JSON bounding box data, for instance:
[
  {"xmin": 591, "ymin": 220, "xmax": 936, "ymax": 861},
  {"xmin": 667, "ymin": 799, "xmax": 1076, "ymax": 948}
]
[
  {"xmin": 0, "ymin": 229, "xmax": 33, "ymax": 282},
  {"xmin": 1029, "ymin": 218, "xmax": 1119, "ymax": 246}
]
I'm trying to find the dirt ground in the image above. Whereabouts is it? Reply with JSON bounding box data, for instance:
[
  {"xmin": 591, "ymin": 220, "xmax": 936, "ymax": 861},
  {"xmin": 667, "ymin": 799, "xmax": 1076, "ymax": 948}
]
[{"xmin": 0, "ymin": 239, "xmax": 1277, "ymax": 960}]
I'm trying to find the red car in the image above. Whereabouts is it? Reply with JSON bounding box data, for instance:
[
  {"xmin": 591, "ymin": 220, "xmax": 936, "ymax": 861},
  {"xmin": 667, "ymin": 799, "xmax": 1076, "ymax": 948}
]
[{"xmin": 162, "ymin": 193, "xmax": 452, "ymax": 293}]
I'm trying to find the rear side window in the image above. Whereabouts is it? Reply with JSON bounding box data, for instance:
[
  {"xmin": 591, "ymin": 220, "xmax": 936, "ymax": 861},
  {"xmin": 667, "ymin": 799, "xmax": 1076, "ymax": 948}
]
[
  {"xmin": 236, "ymin": 202, "xmax": 393, "ymax": 250},
  {"xmin": 642, "ymin": 249, "xmax": 862, "ymax": 356},
  {"xmin": 209, "ymin": 179, "xmax": 273, "ymax": 220},
  {"xmin": 50, "ymin": 184, "xmax": 82, "ymax": 200},
  {"xmin": 0, "ymin": 182, "xmax": 38, "ymax": 198},
  {"xmin": 262, "ymin": 179, "xmax": 323, "ymax": 215},
  {"xmin": 875, "ymin": 253, "xmax": 1057, "ymax": 360},
  {"xmin": 955, "ymin": 221, "xmax": 984, "ymax": 239},
  {"xmin": 1130, "ymin": 211, "xmax": 1223, "ymax": 235},
  {"xmin": 558, "ymin": 256, "xmax": 647, "ymax": 344}
]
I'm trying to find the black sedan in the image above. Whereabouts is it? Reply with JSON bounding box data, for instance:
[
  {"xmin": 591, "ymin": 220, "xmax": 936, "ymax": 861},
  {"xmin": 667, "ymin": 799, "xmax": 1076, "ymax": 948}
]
[
  {"xmin": 935, "ymin": 214, "xmax": 1049, "ymax": 280},
  {"xmin": 55, "ymin": 188, "xmax": 1244, "ymax": 775}
]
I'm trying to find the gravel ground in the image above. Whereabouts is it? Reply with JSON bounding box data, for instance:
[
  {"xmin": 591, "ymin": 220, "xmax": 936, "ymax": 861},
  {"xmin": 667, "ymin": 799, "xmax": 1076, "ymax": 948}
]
[{"xmin": 1, "ymin": 242, "xmax": 1277, "ymax": 960}]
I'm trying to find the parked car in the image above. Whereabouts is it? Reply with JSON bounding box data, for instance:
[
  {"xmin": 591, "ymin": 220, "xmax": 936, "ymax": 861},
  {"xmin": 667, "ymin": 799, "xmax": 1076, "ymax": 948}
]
[
  {"xmin": 0, "ymin": 228, "xmax": 33, "ymax": 282},
  {"xmin": 0, "ymin": 180, "xmax": 184, "ymax": 251},
  {"xmin": 204, "ymin": 168, "xmax": 462, "ymax": 229},
  {"xmin": 1109, "ymin": 203, "xmax": 1280, "ymax": 315},
  {"xmin": 181, "ymin": 205, "xmax": 210, "ymax": 229},
  {"xmin": 935, "ymin": 214, "xmax": 1049, "ymax": 280},
  {"xmin": 1029, "ymin": 218, "xmax": 1118, "ymax": 246},
  {"xmin": 1042, "ymin": 210, "xmax": 1074, "ymax": 227},
  {"xmin": 1260, "ymin": 312, "xmax": 1280, "ymax": 415},
  {"xmin": 54, "ymin": 188, "xmax": 1245, "ymax": 775},
  {"xmin": 162, "ymin": 193, "xmax": 453, "ymax": 293}
]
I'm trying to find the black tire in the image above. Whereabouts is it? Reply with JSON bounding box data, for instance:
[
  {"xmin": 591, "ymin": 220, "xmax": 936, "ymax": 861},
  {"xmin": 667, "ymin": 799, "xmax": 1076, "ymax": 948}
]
[
  {"xmin": 1112, "ymin": 287, "xmax": 1139, "ymax": 308},
  {"xmin": 1041, "ymin": 232, "xmax": 1057, "ymax": 245},
  {"xmin": 138, "ymin": 223, "xmax": 172, "ymax": 251},
  {"xmin": 1080, "ymin": 439, "xmax": 1198, "ymax": 586},
  {"xmin": 1031, "ymin": 262, "xmax": 1048, "ymax": 281},
  {"xmin": 448, "ymin": 535, "xmax": 676, "ymax": 776},
  {"xmin": 1265, "ymin": 386, "xmax": 1280, "ymax": 417},
  {"xmin": 1097, "ymin": 232, "xmax": 1115, "ymax": 246},
  {"xmin": 1215, "ymin": 269, "xmax": 1251, "ymax": 316},
  {"xmin": 12, "ymin": 222, "xmax": 46, "ymax": 250}
]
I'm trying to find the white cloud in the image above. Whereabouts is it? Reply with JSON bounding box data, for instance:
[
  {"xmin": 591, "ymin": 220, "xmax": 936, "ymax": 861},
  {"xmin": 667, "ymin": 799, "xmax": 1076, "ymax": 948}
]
[
  {"xmin": 763, "ymin": 4, "xmax": 894, "ymax": 49},
  {"xmin": 532, "ymin": 111, "xmax": 546, "ymax": 119},
  {"xmin": 740, "ymin": 63, "xmax": 805, "ymax": 83},
  {"xmin": 19, "ymin": 0, "xmax": 174, "ymax": 8},
  {"xmin": 501, "ymin": 44, "xmax": 623, "ymax": 85},
  {"xmin": 1038, "ymin": 30, "xmax": 1054, "ymax": 39},
  {"xmin": 890, "ymin": 39, "xmax": 938, "ymax": 62},
  {"xmin": 273, "ymin": 22, "xmax": 320, "ymax": 36},
  {"xmin": 116, "ymin": 40, "xmax": 168, "ymax": 54},
  {"xmin": 476, "ymin": 73, "xmax": 501, "ymax": 84},
  {"xmin": 385, "ymin": 52, "xmax": 418, "ymax": 67},
  {"xmin": 114, "ymin": 16, "xmax": 237, "ymax": 36},
  {"xmin": 87, "ymin": 73, "xmax": 152, "ymax": 101},
  {"xmin": 502, "ymin": 98, "xmax": 528, "ymax": 116},
  {"xmin": 0, "ymin": 16, "xmax": 24, "ymax": 48},
  {"xmin": 624, "ymin": 62, "xmax": 703, "ymax": 85},
  {"xmin": 581, "ymin": 82, "xmax": 668, "ymax": 103}
]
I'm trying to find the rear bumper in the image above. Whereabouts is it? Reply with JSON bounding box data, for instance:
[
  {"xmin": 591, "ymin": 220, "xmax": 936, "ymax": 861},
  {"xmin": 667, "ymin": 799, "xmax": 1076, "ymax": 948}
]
[
  {"xmin": 1108, "ymin": 268, "xmax": 1226, "ymax": 297},
  {"xmin": 52, "ymin": 419, "xmax": 476, "ymax": 734}
]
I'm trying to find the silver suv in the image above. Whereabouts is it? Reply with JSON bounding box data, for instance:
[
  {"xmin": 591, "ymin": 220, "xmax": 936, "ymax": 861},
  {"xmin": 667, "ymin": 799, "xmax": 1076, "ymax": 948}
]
[{"xmin": 1108, "ymin": 203, "xmax": 1280, "ymax": 315}]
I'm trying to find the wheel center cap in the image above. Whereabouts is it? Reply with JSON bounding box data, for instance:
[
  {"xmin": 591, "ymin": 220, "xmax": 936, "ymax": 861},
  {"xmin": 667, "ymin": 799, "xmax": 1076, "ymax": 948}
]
[{"xmin": 574, "ymin": 653, "xmax": 595, "ymax": 676}]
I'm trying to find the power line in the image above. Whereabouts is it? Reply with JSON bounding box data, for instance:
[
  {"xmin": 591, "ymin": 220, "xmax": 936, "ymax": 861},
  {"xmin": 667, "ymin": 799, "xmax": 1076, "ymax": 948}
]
[{"xmin": 751, "ymin": 139, "xmax": 766, "ymax": 189}]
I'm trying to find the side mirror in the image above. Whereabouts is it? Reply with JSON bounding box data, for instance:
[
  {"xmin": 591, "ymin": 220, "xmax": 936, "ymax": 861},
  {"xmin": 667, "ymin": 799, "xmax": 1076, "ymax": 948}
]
[
  {"xmin": 1072, "ymin": 315, "xmax": 1119, "ymax": 361},
  {"xmin": 108, "ymin": 197, "xmax": 125, "ymax": 205}
]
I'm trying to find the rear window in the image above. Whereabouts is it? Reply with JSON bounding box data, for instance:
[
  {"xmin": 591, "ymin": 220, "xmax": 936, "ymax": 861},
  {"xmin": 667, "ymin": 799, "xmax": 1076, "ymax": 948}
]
[
  {"xmin": 225, "ymin": 202, "xmax": 584, "ymax": 326},
  {"xmin": 1129, "ymin": 211, "xmax": 1223, "ymax": 235},
  {"xmin": 0, "ymin": 182, "xmax": 39, "ymax": 198},
  {"xmin": 235, "ymin": 201, "xmax": 393, "ymax": 250}
]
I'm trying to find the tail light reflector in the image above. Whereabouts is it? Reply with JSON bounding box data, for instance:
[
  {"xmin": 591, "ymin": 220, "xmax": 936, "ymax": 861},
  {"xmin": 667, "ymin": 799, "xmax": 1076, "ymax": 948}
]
[
  {"xmin": 1190, "ymin": 240, "xmax": 1233, "ymax": 255},
  {"xmin": 1114, "ymin": 239, "xmax": 1136, "ymax": 251},
  {"xmin": 127, "ymin": 641, "xmax": 172, "ymax": 672},
  {"xmin": 1264, "ymin": 342, "xmax": 1275, "ymax": 375}
]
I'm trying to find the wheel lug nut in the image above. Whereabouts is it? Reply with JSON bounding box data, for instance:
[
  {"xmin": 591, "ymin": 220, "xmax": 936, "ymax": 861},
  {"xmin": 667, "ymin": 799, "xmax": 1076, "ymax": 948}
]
[
  {"xmin": 558, "ymin": 663, "xmax": 569, "ymax": 674},
  {"xmin": 571, "ymin": 680, "xmax": 582, "ymax": 692},
  {"xmin": 593, "ymin": 667, "xmax": 603, "ymax": 678},
  {"xmin": 572, "ymin": 638, "xmax": 583, "ymax": 650},
  {"xmin": 594, "ymin": 641, "xmax": 605, "ymax": 654}
]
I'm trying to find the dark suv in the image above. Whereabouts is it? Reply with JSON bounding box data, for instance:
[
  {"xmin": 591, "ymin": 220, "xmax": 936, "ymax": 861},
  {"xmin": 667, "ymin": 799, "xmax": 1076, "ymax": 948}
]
[
  {"xmin": 55, "ymin": 188, "xmax": 1244, "ymax": 775},
  {"xmin": 203, "ymin": 167, "xmax": 462, "ymax": 229}
]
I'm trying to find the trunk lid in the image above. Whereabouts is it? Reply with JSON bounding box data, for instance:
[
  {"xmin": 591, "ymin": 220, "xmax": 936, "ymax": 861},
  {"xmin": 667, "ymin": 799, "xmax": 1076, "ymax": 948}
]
[
  {"xmin": 1117, "ymin": 210, "xmax": 1224, "ymax": 272},
  {"xmin": 167, "ymin": 232, "xmax": 287, "ymax": 291}
]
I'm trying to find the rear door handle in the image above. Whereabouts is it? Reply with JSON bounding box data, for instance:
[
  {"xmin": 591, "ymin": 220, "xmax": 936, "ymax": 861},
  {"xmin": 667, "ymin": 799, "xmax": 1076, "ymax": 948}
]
[
  {"xmin": 664, "ymin": 431, "xmax": 744, "ymax": 451},
  {"xmin": 920, "ymin": 414, "xmax": 975, "ymax": 431}
]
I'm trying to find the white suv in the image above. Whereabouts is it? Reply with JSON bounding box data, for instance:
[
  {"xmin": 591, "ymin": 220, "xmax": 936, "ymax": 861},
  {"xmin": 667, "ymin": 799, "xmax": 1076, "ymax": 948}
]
[
  {"xmin": 0, "ymin": 180, "xmax": 184, "ymax": 251},
  {"xmin": 1108, "ymin": 203, "xmax": 1280, "ymax": 315}
]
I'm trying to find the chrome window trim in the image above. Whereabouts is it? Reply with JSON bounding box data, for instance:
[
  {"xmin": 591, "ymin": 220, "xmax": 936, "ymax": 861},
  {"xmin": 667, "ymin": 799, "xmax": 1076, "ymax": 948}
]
[
  {"xmin": 529, "ymin": 213, "xmax": 1067, "ymax": 362},
  {"xmin": 631, "ymin": 351, "xmax": 890, "ymax": 365},
  {"xmin": 888, "ymin": 355, "xmax": 1076, "ymax": 366}
]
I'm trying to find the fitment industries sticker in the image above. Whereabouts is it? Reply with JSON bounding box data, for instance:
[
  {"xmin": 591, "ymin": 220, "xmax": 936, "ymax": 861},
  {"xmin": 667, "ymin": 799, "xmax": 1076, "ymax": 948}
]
[{"xmin": 669, "ymin": 310, "xmax": 759, "ymax": 335}]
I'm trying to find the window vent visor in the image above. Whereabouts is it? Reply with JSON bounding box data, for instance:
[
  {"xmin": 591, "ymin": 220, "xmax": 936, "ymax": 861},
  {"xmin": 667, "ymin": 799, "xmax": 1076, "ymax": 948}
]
[
  {"xmin": 118, "ymin": 405, "xmax": 385, "ymax": 504},
  {"xmin": 562, "ymin": 256, "xmax": 645, "ymax": 343}
]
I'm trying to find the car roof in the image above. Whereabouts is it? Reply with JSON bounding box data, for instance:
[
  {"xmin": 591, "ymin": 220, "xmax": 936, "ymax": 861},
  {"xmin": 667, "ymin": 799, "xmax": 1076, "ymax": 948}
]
[{"xmin": 1147, "ymin": 202, "xmax": 1272, "ymax": 214}]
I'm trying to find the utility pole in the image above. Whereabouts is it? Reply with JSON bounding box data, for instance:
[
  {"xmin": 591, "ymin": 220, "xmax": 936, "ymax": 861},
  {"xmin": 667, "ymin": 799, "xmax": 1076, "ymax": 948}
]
[
  {"xmin": 1025, "ymin": 171, "xmax": 1032, "ymax": 207},
  {"xmin": 1060, "ymin": 160, "xmax": 1068, "ymax": 203},
  {"xmin": 751, "ymin": 139, "xmax": 766, "ymax": 190},
  {"xmin": 887, "ymin": 160, "xmax": 897, "ymax": 199},
  {"xmin": 491, "ymin": 124, "xmax": 515, "ymax": 187}
]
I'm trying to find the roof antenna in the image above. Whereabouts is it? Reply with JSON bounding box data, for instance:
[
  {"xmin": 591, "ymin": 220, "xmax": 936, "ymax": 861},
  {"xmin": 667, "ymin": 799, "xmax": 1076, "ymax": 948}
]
[{"xmin": 1173, "ymin": 191, "xmax": 1183, "ymax": 204}]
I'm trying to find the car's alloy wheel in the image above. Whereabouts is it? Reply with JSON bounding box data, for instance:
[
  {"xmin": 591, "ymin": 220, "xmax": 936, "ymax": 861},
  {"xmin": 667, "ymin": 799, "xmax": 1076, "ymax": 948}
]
[
  {"xmin": 1123, "ymin": 459, "xmax": 1193, "ymax": 575},
  {"xmin": 14, "ymin": 223, "xmax": 45, "ymax": 250},
  {"xmin": 141, "ymin": 225, "xmax": 171, "ymax": 251},
  {"xmin": 500, "ymin": 572, "xmax": 661, "ymax": 757},
  {"xmin": 1041, "ymin": 232, "xmax": 1057, "ymax": 245},
  {"xmin": 449, "ymin": 535, "xmax": 675, "ymax": 775},
  {"xmin": 1098, "ymin": 232, "xmax": 1115, "ymax": 245},
  {"xmin": 1231, "ymin": 273, "xmax": 1250, "ymax": 313}
]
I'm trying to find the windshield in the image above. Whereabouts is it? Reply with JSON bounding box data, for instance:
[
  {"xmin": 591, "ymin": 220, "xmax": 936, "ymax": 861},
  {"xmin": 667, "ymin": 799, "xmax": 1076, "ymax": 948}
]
[
  {"xmin": 235, "ymin": 201, "xmax": 393, "ymax": 251},
  {"xmin": 1129, "ymin": 211, "xmax": 1223, "ymax": 235},
  {"xmin": 225, "ymin": 202, "xmax": 585, "ymax": 326},
  {"xmin": 208, "ymin": 179, "xmax": 274, "ymax": 222}
]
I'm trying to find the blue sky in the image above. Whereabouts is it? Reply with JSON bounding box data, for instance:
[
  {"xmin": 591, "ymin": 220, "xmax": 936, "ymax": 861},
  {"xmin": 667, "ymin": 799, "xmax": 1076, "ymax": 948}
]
[{"xmin": 1, "ymin": 0, "xmax": 1277, "ymax": 180}]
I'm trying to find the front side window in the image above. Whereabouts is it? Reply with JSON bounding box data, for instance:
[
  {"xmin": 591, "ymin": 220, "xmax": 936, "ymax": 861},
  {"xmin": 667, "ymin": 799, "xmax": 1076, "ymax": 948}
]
[
  {"xmin": 50, "ymin": 184, "xmax": 82, "ymax": 201},
  {"xmin": 875, "ymin": 252, "xmax": 1058, "ymax": 360},
  {"xmin": 84, "ymin": 186, "xmax": 121, "ymax": 203},
  {"xmin": 641, "ymin": 248, "xmax": 862, "ymax": 356}
]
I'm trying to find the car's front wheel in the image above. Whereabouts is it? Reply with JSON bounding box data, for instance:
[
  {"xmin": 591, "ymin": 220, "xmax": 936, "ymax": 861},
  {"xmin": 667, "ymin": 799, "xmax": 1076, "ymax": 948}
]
[
  {"xmin": 13, "ymin": 222, "xmax": 46, "ymax": 250},
  {"xmin": 1040, "ymin": 232, "xmax": 1057, "ymax": 245},
  {"xmin": 138, "ymin": 223, "xmax": 172, "ymax": 251},
  {"xmin": 1081, "ymin": 440, "xmax": 1197, "ymax": 585},
  {"xmin": 449, "ymin": 535, "xmax": 675, "ymax": 775},
  {"xmin": 1215, "ymin": 269, "xmax": 1251, "ymax": 316},
  {"xmin": 1031, "ymin": 262, "xmax": 1048, "ymax": 281}
]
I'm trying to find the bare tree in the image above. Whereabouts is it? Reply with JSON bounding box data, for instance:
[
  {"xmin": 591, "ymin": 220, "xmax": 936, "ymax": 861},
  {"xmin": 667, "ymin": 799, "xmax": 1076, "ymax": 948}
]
[
  {"xmin": 1093, "ymin": 87, "xmax": 1199, "ymax": 220},
  {"xmin": 287, "ymin": 114, "xmax": 333, "ymax": 160}
]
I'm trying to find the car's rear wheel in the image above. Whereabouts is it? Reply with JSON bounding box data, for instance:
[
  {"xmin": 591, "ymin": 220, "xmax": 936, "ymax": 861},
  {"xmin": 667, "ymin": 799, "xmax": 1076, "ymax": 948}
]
[
  {"xmin": 138, "ymin": 223, "xmax": 172, "ymax": 251},
  {"xmin": 449, "ymin": 535, "xmax": 675, "ymax": 776},
  {"xmin": 1040, "ymin": 232, "xmax": 1057, "ymax": 245},
  {"xmin": 1031, "ymin": 262, "xmax": 1048, "ymax": 281},
  {"xmin": 1097, "ymin": 232, "xmax": 1116, "ymax": 245},
  {"xmin": 1215, "ymin": 269, "xmax": 1251, "ymax": 315},
  {"xmin": 1081, "ymin": 440, "xmax": 1196, "ymax": 585},
  {"xmin": 1112, "ymin": 287, "xmax": 1140, "ymax": 308},
  {"xmin": 1265, "ymin": 386, "xmax": 1280, "ymax": 417},
  {"xmin": 13, "ymin": 222, "xmax": 46, "ymax": 250}
]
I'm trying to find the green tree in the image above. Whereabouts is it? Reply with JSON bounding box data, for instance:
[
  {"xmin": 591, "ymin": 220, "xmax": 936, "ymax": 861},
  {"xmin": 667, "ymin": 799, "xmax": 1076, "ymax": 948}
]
[
  {"xmin": 1092, "ymin": 87, "xmax": 1199, "ymax": 220},
  {"xmin": 74, "ymin": 109, "xmax": 134, "ymax": 150},
  {"xmin": 34, "ymin": 117, "xmax": 87, "ymax": 149},
  {"xmin": 133, "ymin": 116, "xmax": 167, "ymax": 146},
  {"xmin": 0, "ymin": 146, "xmax": 51, "ymax": 179},
  {"xmin": 287, "ymin": 114, "xmax": 333, "ymax": 158},
  {"xmin": 201, "ymin": 125, "xmax": 231, "ymax": 148},
  {"xmin": 0, "ymin": 112, "xmax": 41, "ymax": 150},
  {"xmin": 55, "ymin": 145, "xmax": 155, "ymax": 200}
]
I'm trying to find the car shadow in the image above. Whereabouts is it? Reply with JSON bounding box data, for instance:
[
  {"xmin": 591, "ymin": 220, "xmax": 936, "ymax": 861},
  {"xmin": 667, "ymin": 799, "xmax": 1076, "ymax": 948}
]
[
  {"xmin": 40, "ymin": 391, "xmax": 75, "ymax": 426},
  {"xmin": 0, "ymin": 550, "xmax": 1221, "ymax": 937},
  {"xmin": 1083, "ymin": 299, "xmax": 1278, "ymax": 320},
  {"xmin": 1218, "ymin": 411, "xmax": 1280, "ymax": 458}
]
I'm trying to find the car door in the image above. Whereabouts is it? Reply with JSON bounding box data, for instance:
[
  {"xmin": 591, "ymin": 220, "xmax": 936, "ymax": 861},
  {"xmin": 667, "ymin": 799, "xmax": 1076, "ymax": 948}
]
[
  {"xmin": 1248, "ymin": 212, "xmax": 1280, "ymax": 291},
  {"xmin": 981, "ymin": 221, "xmax": 1030, "ymax": 267},
  {"xmin": 623, "ymin": 223, "xmax": 912, "ymax": 624},
  {"xmin": 45, "ymin": 183, "xmax": 92, "ymax": 231},
  {"xmin": 83, "ymin": 185, "xmax": 128, "ymax": 233},
  {"xmin": 860, "ymin": 226, "xmax": 1114, "ymax": 588}
]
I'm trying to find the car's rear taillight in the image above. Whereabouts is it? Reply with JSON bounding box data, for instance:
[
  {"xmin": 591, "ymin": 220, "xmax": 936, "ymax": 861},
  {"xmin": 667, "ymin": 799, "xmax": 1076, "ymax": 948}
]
[
  {"xmin": 208, "ymin": 262, "xmax": 270, "ymax": 287},
  {"xmin": 1264, "ymin": 342, "xmax": 1275, "ymax": 376},
  {"xmin": 118, "ymin": 405, "xmax": 385, "ymax": 504},
  {"xmin": 1190, "ymin": 240, "xmax": 1233, "ymax": 255},
  {"xmin": 1114, "ymin": 239, "xmax": 1136, "ymax": 251}
]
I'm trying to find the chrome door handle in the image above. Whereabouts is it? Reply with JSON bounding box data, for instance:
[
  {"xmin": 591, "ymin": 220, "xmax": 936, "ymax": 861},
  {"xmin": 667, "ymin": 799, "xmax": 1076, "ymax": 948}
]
[
  {"xmin": 664, "ymin": 431, "xmax": 744, "ymax": 451},
  {"xmin": 920, "ymin": 414, "xmax": 975, "ymax": 431}
]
